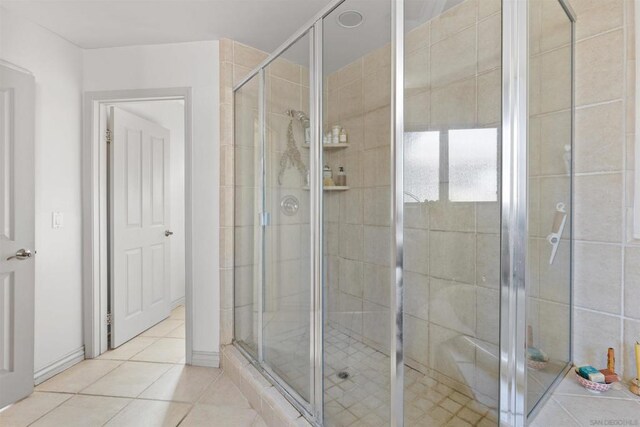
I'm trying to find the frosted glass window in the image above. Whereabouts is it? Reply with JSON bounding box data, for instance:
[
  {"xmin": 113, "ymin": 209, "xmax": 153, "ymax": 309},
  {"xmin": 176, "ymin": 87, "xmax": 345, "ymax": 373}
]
[
  {"xmin": 404, "ymin": 131, "xmax": 440, "ymax": 202},
  {"xmin": 449, "ymin": 128, "xmax": 498, "ymax": 202}
]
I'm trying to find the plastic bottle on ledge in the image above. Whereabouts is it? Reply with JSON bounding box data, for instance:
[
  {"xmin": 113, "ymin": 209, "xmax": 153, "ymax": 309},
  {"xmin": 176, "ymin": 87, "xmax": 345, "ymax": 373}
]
[
  {"xmin": 323, "ymin": 165, "xmax": 334, "ymax": 186},
  {"xmin": 336, "ymin": 167, "xmax": 347, "ymax": 186},
  {"xmin": 339, "ymin": 128, "xmax": 348, "ymax": 144}
]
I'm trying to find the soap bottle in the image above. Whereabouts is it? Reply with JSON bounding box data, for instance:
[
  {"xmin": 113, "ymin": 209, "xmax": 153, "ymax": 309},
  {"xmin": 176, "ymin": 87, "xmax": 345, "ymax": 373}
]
[
  {"xmin": 339, "ymin": 128, "xmax": 348, "ymax": 144},
  {"xmin": 336, "ymin": 167, "xmax": 347, "ymax": 186},
  {"xmin": 323, "ymin": 165, "xmax": 334, "ymax": 186}
]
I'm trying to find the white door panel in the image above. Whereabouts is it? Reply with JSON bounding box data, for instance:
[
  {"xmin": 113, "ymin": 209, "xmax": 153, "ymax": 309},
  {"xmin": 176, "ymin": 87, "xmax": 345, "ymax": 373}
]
[
  {"xmin": 110, "ymin": 107, "xmax": 170, "ymax": 348},
  {"xmin": 0, "ymin": 64, "xmax": 35, "ymax": 409}
]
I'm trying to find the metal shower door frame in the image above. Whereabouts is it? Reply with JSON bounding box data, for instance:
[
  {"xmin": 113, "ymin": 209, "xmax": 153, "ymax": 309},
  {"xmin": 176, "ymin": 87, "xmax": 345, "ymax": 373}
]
[
  {"xmin": 231, "ymin": 0, "xmax": 576, "ymax": 425},
  {"xmin": 499, "ymin": 0, "xmax": 576, "ymax": 425},
  {"xmin": 499, "ymin": 0, "xmax": 529, "ymax": 423}
]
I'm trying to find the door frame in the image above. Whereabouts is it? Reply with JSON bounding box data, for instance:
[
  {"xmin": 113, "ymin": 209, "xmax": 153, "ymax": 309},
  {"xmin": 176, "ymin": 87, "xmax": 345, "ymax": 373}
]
[{"xmin": 82, "ymin": 87, "xmax": 193, "ymax": 363}]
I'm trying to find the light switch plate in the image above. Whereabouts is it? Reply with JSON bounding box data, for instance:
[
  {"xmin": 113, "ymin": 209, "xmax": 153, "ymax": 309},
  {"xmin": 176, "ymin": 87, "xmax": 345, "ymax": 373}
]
[{"xmin": 52, "ymin": 211, "xmax": 63, "ymax": 229}]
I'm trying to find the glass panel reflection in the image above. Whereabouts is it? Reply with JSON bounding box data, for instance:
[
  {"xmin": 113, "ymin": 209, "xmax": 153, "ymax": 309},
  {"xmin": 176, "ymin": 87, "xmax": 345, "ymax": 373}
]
[
  {"xmin": 405, "ymin": 131, "xmax": 440, "ymax": 203},
  {"xmin": 262, "ymin": 32, "xmax": 312, "ymax": 402},
  {"xmin": 449, "ymin": 128, "xmax": 498, "ymax": 203},
  {"xmin": 234, "ymin": 75, "xmax": 261, "ymax": 359},
  {"xmin": 526, "ymin": 0, "xmax": 573, "ymax": 415},
  {"xmin": 323, "ymin": 0, "xmax": 392, "ymax": 425},
  {"xmin": 403, "ymin": 0, "xmax": 502, "ymax": 425}
]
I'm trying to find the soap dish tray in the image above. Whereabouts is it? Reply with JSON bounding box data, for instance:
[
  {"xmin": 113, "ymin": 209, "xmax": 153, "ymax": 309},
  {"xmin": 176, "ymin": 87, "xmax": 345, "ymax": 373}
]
[
  {"xmin": 575, "ymin": 369, "xmax": 611, "ymax": 393},
  {"xmin": 527, "ymin": 358, "xmax": 548, "ymax": 371}
]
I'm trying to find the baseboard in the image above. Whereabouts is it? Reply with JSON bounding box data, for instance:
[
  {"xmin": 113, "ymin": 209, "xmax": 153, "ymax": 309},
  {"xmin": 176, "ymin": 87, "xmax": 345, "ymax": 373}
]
[
  {"xmin": 191, "ymin": 350, "xmax": 220, "ymax": 368},
  {"xmin": 171, "ymin": 297, "xmax": 185, "ymax": 309},
  {"xmin": 34, "ymin": 346, "xmax": 85, "ymax": 385}
]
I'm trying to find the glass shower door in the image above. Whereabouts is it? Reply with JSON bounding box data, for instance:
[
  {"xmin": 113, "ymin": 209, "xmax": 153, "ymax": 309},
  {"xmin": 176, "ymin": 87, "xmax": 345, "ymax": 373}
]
[
  {"xmin": 262, "ymin": 32, "xmax": 313, "ymax": 403},
  {"xmin": 234, "ymin": 74, "xmax": 261, "ymax": 359},
  {"xmin": 231, "ymin": 0, "xmax": 574, "ymax": 424},
  {"xmin": 322, "ymin": 1, "xmax": 393, "ymax": 425},
  {"xmin": 403, "ymin": 0, "xmax": 502, "ymax": 425},
  {"xmin": 526, "ymin": 0, "xmax": 574, "ymax": 415}
]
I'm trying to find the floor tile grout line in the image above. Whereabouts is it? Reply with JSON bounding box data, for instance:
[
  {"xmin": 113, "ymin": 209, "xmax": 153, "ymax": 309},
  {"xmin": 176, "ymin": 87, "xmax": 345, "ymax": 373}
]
[
  {"xmin": 194, "ymin": 372, "xmax": 228, "ymax": 405},
  {"xmin": 550, "ymin": 396, "xmax": 591, "ymax": 427},
  {"xmin": 553, "ymin": 391, "xmax": 640, "ymax": 401},
  {"xmin": 175, "ymin": 403, "xmax": 195, "ymax": 427},
  {"xmin": 101, "ymin": 335, "xmax": 160, "ymax": 361},
  {"xmin": 136, "ymin": 360, "xmax": 222, "ymax": 405},
  {"xmin": 135, "ymin": 361, "xmax": 182, "ymax": 400},
  {"xmin": 98, "ymin": 397, "xmax": 194, "ymax": 426},
  {"xmin": 104, "ymin": 357, "xmax": 186, "ymax": 367},
  {"xmin": 24, "ymin": 314, "xmax": 188, "ymax": 426},
  {"xmin": 37, "ymin": 358, "xmax": 126, "ymax": 396},
  {"xmin": 98, "ymin": 395, "xmax": 136, "ymax": 426},
  {"xmin": 77, "ymin": 359, "xmax": 174, "ymax": 399},
  {"xmin": 129, "ymin": 337, "xmax": 187, "ymax": 364},
  {"xmin": 25, "ymin": 392, "xmax": 74, "ymax": 427}
]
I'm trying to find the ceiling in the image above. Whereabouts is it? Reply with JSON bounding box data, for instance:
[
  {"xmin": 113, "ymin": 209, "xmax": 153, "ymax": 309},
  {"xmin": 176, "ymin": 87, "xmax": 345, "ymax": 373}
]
[
  {"xmin": 270, "ymin": 0, "xmax": 463, "ymax": 72},
  {"xmin": 0, "ymin": 0, "xmax": 332, "ymax": 51},
  {"xmin": 1, "ymin": 0, "xmax": 463, "ymax": 72}
]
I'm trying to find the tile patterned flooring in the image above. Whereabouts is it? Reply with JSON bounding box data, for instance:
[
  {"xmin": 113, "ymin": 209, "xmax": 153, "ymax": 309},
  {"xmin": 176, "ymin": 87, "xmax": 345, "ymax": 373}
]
[
  {"xmin": 260, "ymin": 324, "xmax": 640, "ymax": 426},
  {"xmin": 0, "ymin": 306, "xmax": 266, "ymax": 427},
  {"xmin": 263, "ymin": 324, "xmax": 499, "ymax": 427},
  {"xmin": 4, "ymin": 305, "xmax": 639, "ymax": 427}
]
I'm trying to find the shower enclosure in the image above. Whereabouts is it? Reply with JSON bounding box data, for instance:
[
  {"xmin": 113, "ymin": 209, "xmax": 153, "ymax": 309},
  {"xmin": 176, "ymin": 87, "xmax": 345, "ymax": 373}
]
[{"xmin": 233, "ymin": 0, "xmax": 575, "ymax": 425}]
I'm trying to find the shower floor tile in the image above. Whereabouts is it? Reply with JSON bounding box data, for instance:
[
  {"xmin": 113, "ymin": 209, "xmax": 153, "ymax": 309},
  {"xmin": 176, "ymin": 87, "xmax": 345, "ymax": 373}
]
[{"xmin": 263, "ymin": 322, "xmax": 500, "ymax": 426}]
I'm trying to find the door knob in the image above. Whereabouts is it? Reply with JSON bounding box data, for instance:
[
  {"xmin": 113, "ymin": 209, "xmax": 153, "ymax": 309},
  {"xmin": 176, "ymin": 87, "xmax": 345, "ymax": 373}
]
[
  {"xmin": 165, "ymin": 230, "xmax": 174, "ymax": 237},
  {"xmin": 7, "ymin": 249, "xmax": 33, "ymax": 261}
]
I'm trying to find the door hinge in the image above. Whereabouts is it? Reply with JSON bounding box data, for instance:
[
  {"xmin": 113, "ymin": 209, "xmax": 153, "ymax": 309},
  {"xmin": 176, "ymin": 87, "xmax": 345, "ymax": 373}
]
[
  {"xmin": 106, "ymin": 311, "xmax": 112, "ymax": 326},
  {"xmin": 106, "ymin": 128, "xmax": 112, "ymax": 144}
]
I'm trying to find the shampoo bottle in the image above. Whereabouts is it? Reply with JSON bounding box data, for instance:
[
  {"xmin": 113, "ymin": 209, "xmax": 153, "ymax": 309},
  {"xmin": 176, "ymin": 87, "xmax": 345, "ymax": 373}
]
[
  {"xmin": 339, "ymin": 128, "xmax": 348, "ymax": 143},
  {"xmin": 336, "ymin": 167, "xmax": 347, "ymax": 186}
]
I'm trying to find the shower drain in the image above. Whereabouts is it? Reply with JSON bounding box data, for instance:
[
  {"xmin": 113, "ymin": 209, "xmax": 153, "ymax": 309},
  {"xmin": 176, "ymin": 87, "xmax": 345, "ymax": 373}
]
[{"xmin": 337, "ymin": 371, "xmax": 350, "ymax": 380}]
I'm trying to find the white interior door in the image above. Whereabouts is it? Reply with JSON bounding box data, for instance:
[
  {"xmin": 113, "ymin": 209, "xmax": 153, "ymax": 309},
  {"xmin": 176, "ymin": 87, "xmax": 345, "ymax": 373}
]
[
  {"xmin": 0, "ymin": 64, "xmax": 36, "ymax": 408},
  {"xmin": 109, "ymin": 107, "xmax": 171, "ymax": 348}
]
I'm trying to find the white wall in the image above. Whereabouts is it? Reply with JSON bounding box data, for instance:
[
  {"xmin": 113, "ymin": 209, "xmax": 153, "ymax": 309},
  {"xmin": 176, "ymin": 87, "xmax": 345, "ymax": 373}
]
[
  {"xmin": 113, "ymin": 100, "xmax": 186, "ymax": 305},
  {"xmin": 0, "ymin": 7, "xmax": 84, "ymax": 373},
  {"xmin": 83, "ymin": 41, "xmax": 221, "ymax": 362}
]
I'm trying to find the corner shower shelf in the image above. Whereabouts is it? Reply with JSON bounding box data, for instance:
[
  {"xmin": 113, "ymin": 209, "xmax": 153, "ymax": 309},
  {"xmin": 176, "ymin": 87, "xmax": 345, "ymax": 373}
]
[
  {"xmin": 302, "ymin": 186, "xmax": 350, "ymax": 191},
  {"xmin": 302, "ymin": 143, "xmax": 350, "ymax": 149}
]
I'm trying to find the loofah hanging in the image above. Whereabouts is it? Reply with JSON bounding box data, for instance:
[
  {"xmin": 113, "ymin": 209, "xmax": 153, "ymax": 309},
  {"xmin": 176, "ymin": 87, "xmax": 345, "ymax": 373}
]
[{"xmin": 277, "ymin": 115, "xmax": 308, "ymax": 186}]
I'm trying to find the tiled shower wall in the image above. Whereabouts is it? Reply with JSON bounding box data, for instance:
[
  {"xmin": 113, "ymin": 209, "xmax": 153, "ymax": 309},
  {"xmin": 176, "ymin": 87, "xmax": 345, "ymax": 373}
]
[
  {"xmin": 570, "ymin": 0, "xmax": 639, "ymax": 382},
  {"xmin": 220, "ymin": 0, "xmax": 640, "ymax": 387},
  {"xmin": 322, "ymin": 0, "xmax": 502, "ymax": 401},
  {"xmin": 220, "ymin": 39, "xmax": 269, "ymax": 346},
  {"xmin": 526, "ymin": 0, "xmax": 574, "ymax": 371}
]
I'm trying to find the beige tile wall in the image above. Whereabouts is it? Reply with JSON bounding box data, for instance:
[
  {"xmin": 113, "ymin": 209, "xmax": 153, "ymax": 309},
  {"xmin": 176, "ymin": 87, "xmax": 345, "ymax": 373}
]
[{"xmin": 570, "ymin": 0, "xmax": 639, "ymax": 383}]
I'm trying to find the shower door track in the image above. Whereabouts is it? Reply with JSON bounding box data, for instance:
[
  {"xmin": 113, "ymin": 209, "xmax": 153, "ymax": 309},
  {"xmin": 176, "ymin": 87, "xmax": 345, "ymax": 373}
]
[{"xmin": 234, "ymin": 342, "xmax": 317, "ymax": 423}]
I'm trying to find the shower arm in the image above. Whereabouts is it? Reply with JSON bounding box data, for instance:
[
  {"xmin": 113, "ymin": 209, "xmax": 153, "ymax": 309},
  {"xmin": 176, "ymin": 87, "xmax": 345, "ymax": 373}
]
[{"xmin": 286, "ymin": 109, "xmax": 310, "ymax": 129}]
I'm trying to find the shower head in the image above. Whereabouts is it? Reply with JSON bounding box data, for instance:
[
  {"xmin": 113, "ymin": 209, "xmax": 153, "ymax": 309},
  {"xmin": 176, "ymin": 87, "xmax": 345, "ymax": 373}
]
[{"xmin": 286, "ymin": 109, "xmax": 310, "ymax": 127}]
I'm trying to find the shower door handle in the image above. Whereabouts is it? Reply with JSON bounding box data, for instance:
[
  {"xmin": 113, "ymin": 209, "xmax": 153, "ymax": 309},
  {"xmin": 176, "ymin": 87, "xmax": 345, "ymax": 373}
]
[
  {"xmin": 546, "ymin": 202, "xmax": 567, "ymax": 264},
  {"xmin": 259, "ymin": 212, "xmax": 271, "ymax": 226}
]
